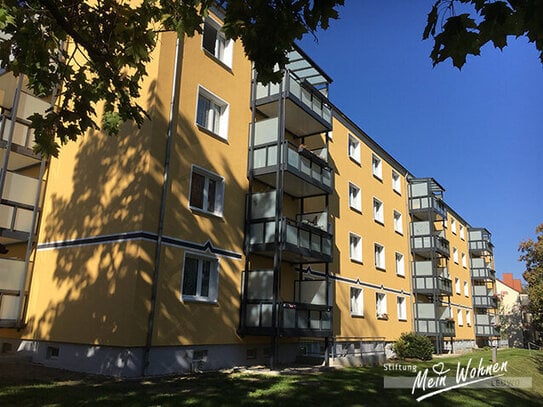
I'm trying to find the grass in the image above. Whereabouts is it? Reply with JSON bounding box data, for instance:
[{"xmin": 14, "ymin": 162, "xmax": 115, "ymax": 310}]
[{"xmin": 0, "ymin": 348, "xmax": 542, "ymax": 406}]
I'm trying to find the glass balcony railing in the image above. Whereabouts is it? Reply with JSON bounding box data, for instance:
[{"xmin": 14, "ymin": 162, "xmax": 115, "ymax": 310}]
[
  {"xmin": 470, "ymin": 258, "xmax": 496, "ymax": 281},
  {"xmin": 248, "ymin": 217, "xmax": 333, "ymax": 262},
  {"xmin": 411, "ymin": 234, "xmax": 450, "ymax": 258},
  {"xmin": 414, "ymin": 318, "xmax": 456, "ymax": 337},
  {"xmin": 409, "ymin": 195, "xmax": 447, "ymax": 219},
  {"xmin": 243, "ymin": 300, "xmax": 333, "ymax": 337},
  {"xmin": 250, "ymin": 139, "xmax": 333, "ymax": 194},
  {"xmin": 413, "ymin": 275, "xmax": 452, "ymax": 295},
  {"xmin": 255, "ymin": 71, "xmax": 332, "ymax": 128},
  {"xmin": 474, "ymin": 315, "xmax": 500, "ymax": 336},
  {"xmin": 0, "ymin": 258, "xmax": 26, "ymax": 323}
]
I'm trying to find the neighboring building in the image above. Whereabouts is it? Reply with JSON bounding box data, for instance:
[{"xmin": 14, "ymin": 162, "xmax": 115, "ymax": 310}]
[
  {"xmin": 497, "ymin": 273, "xmax": 524, "ymax": 348},
  {"xmin": 0, "ymin": 9, "xmax": 500, "ymax": 375}
]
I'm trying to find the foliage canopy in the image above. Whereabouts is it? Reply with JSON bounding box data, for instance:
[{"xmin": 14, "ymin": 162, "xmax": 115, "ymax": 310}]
[{"xmin": 519, "ymin": 223, "xmax": 543, "ymax": 334}]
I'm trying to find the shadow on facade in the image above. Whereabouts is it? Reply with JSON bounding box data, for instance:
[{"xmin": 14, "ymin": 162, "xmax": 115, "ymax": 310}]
[{"xmin": 23, "ymin": 73, "xmax": 249, "ymax": 375}]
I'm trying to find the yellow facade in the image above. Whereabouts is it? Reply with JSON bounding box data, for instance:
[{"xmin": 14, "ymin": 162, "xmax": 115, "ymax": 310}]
[{"xmin": 0, "ymin": 8, "xmax": 501, "ymax": 374}]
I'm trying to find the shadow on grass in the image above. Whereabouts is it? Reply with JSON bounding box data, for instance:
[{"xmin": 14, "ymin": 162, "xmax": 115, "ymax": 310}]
[{"xmin": 1, "ymin": 361, "xmax": 542, "ymax": 407}]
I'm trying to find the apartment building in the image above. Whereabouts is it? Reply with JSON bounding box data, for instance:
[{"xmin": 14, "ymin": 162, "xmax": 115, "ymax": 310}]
[{"xmin": 0, "ymin": 8, "xmax": 499, "ymax": 375}]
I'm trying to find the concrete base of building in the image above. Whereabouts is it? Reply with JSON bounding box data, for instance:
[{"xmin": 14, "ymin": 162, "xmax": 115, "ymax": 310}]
[{"xmin": 1, "ymin": 337, "xmax": 303, "ymax": 377}]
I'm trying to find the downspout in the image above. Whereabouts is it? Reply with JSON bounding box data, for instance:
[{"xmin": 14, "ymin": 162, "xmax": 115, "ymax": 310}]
[{"xmin": 142, "ymin": 35, "xmax": 182, "ymax": 376}]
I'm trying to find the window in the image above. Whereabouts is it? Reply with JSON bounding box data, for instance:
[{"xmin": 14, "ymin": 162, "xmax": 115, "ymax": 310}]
[
  {"xmin": 376, "ymin": 292, "xmax": 387, "ymax": 319},
  {"xmin": 202, "ymin": 18, "xmax": 233, "ymax": 67},
  {"xmin": 350, "ymin": 287, "xmax": 364, "ymax": 317},
  {"xmin": 393, "ymin": 210, "xmax": 403, "ymax": 234},
  {"xmin": 395, "ymin": 252, "xmax": 405, "ymax": 276},
  {"xmin": 453, "ymin": 247, "xmax": 459, "ymax": 264},
  {"xmin": 349, "ymin": 233, "xmax": 362, "ymax": 262},
  {"xmin": 460, "ymin": 224, "xmax": 465, "ymax": 240},
  {"xmin": 467, "ymin": 310, "xmax": 472, "ymax": 326},
  {"xmin": 464, "ymin": 281, "xmax": 469, "ymax": 297},
  {"xmin": 392, "ymin": 170, "xmax": 401, "ymax": 194},
  {"xmin": 196, "ymin": 86, "xmax": 229, "ymax": 139},
  {"xmin": 451, "ymin": 218, "xmax": 457, "ymax": 235},
  {"xmin": 397, "ymin": 296, "xmax": 407, "ymax": 321},
  {"xmin": 457, "ymin": 309, "xmax": 463, "ymax": 326},
  {"xmin": 349, "ymin": 183, "xmax": 361, "ymax": 212},
  {"xmin": 372, "ymin": 154, "xmax": 382, "ymax": 179},
  {"xmin": 373, "ymin": 198, "xmax": 384, "ymax": 224},
  {"xmin": 374, "ymin": 243, "xmax": 385, "ymax": 270},
  {"xmin": 348, "ymin": 134, "xmax": 360, "ymax": 163},
  {"xmin": 181, "ymin": 254, "xmax": 219, "ymax": 302},
  {"xmin": 462, "ymin": 253, "xmax": 467, "ymax": 268},
  {"xmin": 189, "ymin": 166, "xmax": 225, "ymax": 216},
  {"xmin": 455, "ymin": 277, "xmax": 460, "ymax": 294}
]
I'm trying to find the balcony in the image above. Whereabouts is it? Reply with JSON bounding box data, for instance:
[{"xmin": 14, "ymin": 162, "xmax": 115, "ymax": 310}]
[
  {"xmin": 254, "ymin": 71, "xmax": 332, "ymax": 137},
  {"xmin": 411, "ymin": 221, "xmax": 450, "ymax": 258},
  {"xmin": 470, "ymin": 258, "xmax": 496, "ymax": 281},
  {"xmin": 475, "ymin": 314, "xmax": 500, "ymax": 337},
  {"xmin": 472, "ymin": 285, "xmax": 498, "ymax": 308},
  {"xmin": 250, "ymin": 119, "xmax": 333, "ymax": 196},
  {"xmin": 468, "ymin": 228, "xmax": 494, "ymax": 256},
  {"xmin": 408, "ymin": 178, "xmax": 446, "ymax": 220},
  {"xmin": 241, "ymin": 270, "xmax": 332, "ymax": 337},
  {"xmin": 412, "ymin": 261, "xmax": 451, "ymax": 295},
  {"xmin": 248, "ymin": 217, "xmax": 333, "ymax": 263},
  {"xmin": 243, "ymin": 300, "xmax": 332, "ymax": 337},
  {"xmin": 409, "ymin": 195, "xmax": 447, "ymax": 220},
  {"xmin": 414, "ymin": 303, "xmax": 456, "ymax": 337},
  {"xmin": 0, "ymin": 258, "xmax": 26, "ymax": 326}
]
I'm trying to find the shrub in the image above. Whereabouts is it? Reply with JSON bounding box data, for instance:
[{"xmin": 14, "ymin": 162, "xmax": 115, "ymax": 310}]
[{"xmin": 393, "ymin": 332, "xmax": 434, "ymax": 360}]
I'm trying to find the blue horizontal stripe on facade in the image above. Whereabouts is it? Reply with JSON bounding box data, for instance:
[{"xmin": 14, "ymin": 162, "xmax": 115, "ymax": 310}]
[{"xmin": 37, "ymin": 231, "xmax": 243, "ymax": 260}]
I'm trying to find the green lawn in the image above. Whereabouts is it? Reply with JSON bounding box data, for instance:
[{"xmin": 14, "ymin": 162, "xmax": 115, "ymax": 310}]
[{"xmin": 1, "ymin": 348, "xmax": 542, "ymax": 406}]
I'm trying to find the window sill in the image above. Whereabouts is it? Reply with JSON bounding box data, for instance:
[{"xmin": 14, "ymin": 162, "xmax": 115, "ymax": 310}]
[
  {"xmin": 376, "ymin": 266, "xmax": 386, "ymax": 272},
  {"xmin": 350, "ymin": 258, "xmax": 363, "ymax": 265},
  {"xmin": 396, "ymin": 273, "xmax": 405, "ymax": 278},
  {"xmin": 395, "ymin": 230, "xmax": 404, "ymax": 236},
  {"xmin": 189, "ymin": 206, "xmax": 224, "ymax": 220},
  {"xmin": 372, "ymin": 174, "xmax": 383, "ymax": 182},
  {"xmin": 181, "ymin": 296, "xmax": 218, "ymax": 305},
  {"xmin": 350, "ymin": 206, "xmax": 362, "ymax": 214},
  {"xmin": 398, "ymin": 318, "xmax": 408, "ymax": 322},
  {"xmin": 374, "ymin": 219, "xmax": 385, "ymax": 226},
  {"xmin": 351, "ymin": 313, "xmax": 364, "ymax": 318},
  {"xmin": 393, "ymin": 189, "xmax": 402, "ymax": 196},
  {"xmin": 349, "ymin": 156, "xmax": 361, "ymax": 166},
  {"xmin": 196, "ymin": 124, "xmax": 229, "ymax": 143},
  {"xmin": 202, "ymin": 48, "xmax": 234, "ymax": 73}
]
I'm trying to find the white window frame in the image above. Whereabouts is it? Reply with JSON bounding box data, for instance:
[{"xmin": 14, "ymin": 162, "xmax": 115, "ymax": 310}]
[
  {"xmin": 349, "ymin": 233, "xmax": 362, "ymax": 262},
  {"xmin": 372, "ymin": 154, "xmax": 382, "ymax": 180},
  {"xmin": 455, "ymin": 277, "xmax": 460, "ymax": 294},
  {"xmin": 202, "ymin": 17, "xmax": 233, "ymax": 67},
  {"xmin": 393, "ymin": 210, "xmax": 403, "ymax": 234},
  {"xmin": 397, "ymin": 296, "xmax": 407, "ymax": 321},
  {"xmin": 376, "ymin": 292, "xmax": 387, "ymax": 319},
  {"xmin": 460, "ymin": 224, "xmax": 465, "ymax": 240},
  {"xmin": 467, "ymin": 310, "xmax": 472, "ymax": 326},
  {"xmin": 181, "ymin": 252, "xmax": 220, "ymax": 303},
  {"xmin": 462, "ymin": 252, "xmax": 467, "ymax": 268},
  {"xmin": 453, "ymin": 247, "xmax": 459, "ymax": 264},
  {"xmin": 457, "ymin": 309, "xmax": 464, "ymax": 326},
  {"xmin": 373, "ymin": 198, "xmax": 384, "ymax": 224},
  {"xmin": 189, "ymin": 165, "xmax": 225, "ymax": 216},
  {"xmin": 464, "ymin": 281, "xmax": 469, "ymax": 297},
  {"xmin": 392, "ymin": 170, "xmax": 401, "ymax": 194},
  {"xmin": 451, "ymin": 218, "xmax": 457, "ymax": 235},
  {"xmin": 348, "ymin": 134, "xmax": 360, "ymax": 164},
  {"xmin": 350, "ymin": 287, "xmax": 364, "ymax": 317},
  {"xmin": 395, "ymin": 252, "xmax": 405, "ymax": 276},
  {"xmin": 374, "ymin": 243, "xmax": 385, "ymax": 270},
  {"xmin": 196, "ymin": 86, "xmax": 229, "ymax": 140},
  {"xmin": 348, "ymin": 182, "xmax": 361, "ymax": 212}
]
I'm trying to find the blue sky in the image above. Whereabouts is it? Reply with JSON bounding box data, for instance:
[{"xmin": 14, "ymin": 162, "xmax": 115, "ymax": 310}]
[{"xmin": 298, "ymin": 1, "xmax": 543, "ymax": 284}]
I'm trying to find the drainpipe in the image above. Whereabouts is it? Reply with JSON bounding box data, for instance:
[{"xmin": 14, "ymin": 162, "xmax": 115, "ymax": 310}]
[{"xmin": 142, "ymin": 35, "xmax": 182, "ymax": 376}]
